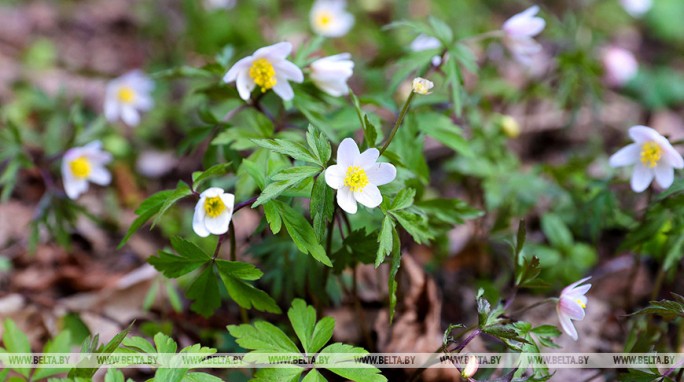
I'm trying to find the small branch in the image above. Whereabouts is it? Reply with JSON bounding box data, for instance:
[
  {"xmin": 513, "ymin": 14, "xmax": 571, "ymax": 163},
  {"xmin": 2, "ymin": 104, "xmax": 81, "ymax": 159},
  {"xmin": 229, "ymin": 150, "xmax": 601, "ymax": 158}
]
[
  {"xmin": 234, "ymin": 196, "xmax": 258, "ymax": 212},
  {"xmin": 229, "ymin": 221, "xmax": 237, "ymax": 262},
  {"xmin": 508, "ymin": 298, "xmax": 555, "ymax": 317}
]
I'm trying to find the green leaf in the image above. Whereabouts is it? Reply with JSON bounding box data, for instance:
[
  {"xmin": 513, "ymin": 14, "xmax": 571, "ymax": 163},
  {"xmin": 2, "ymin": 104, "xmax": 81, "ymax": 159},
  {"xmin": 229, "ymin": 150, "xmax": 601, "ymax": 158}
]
[
  {"xmin": 390, "ymin": 209, "xmax": 433, "ymax": 244},
  {"xmin": 388, "ymin": 227, "xmax": 401, "ymax": 322},
  {"xmin": 254, "ymin": 166, "xmax": 321, "ymax": 207},
  {"xmin": 252, "ymin": 368, "xmax": 304, "ymax": 382},
  {"xmin": 252, "ymin": 138, "xmax": 318, "ymax": 164},
  {"xmin": 515, "ymin": 256, "xmax": 542, "ymax": 288},
  {"xmin": 515, "ymin": 219, "xmax": 527, "ymax": 259},
  {"xmin": 216, "ymin": 261, "xmax": 281, "ymax": 314},
  {"xmin": 311, "ymin": 173, "xmax": 335, "ymax": 242},
  {"xmin": 69, "ymin": 323, "xmax": 133, "ymax": 379},
  {"xmin": 118, "ymin": 189, "xmax": 175, "ymax": 248},
  {"xmin": 3, "ymin": 319, "xmax": 30, "ymax": 378},
  {"xmin": 306, "ymin": 124, "xmax": 332, "ymax": 166},
  {"xmin": 192, "ymin": 163, "xmax": 233, "ymax": 190},
  {"xmin": 274, "ymin": 201, "xmax": 333, "ymax": 267},
  {"xmin": 310, "ymin": 317, "xmax": 335, "ymax": 355},
  {"xmin": 319, "ymin": 343, "xmax": 387, "ymax": 382},
  {"xmin": 363, "ymin": 115, "xmax": 379, "ymax": 148},
  {"xmin": 148, "ymin": 237, "xmax": 211, "ymax": 278},
  {"xmin": 445, "ymin": 55, "xmax": 463, "ymax": 117},
  {"xmin": 184, "ymin": 372, "xmax": 225, "ymax": 382},
  {"xmin": 263, "ymin": 201, "xmax": 283, "ymax": 234},
  {"xmin": 427, "ymin": 16, "xmax": 453, "ymax": 46},
  {"xmin": 186, "ymin": 266, "xmax": 222, "ymax": 317},
  {"xmin": 288, "ymin": 299, "xmax": 316, "ymax": 353},
  {"xmin": 416, "ymin": 113, "xmax": 472, "ymax": 157},
  {"xmin": 212, "ymin": 109, "xmax": 274, "ymax": 150},
  {"xmin": 415, "ymin": 198, "xmax": 482, "ymax": 226},
  {"xmin": 227, "ymin": 321, "xmax": 300, "ymax": 354},
  {"xmin": 33, "ymin": 330, "xmax": 72, "ymax": 380},
  {"xmin": 541, "ymin": 214, "xmax": 573, "ymax": 249},
  {"xmin": 531, "ymin": 325, "xmax": 562, "ymax": 338},
  {"xmin": 375, "ymin": 216, "xmax": 394, "ymax": 267},
  {"xmin": 302, "ymin": 369, "xmax": 327, "ymax": 382},
  {"xmin": 104, "ymin": 369, "xmax": 125, "ymax": 382},
  {"xmin": 632, "ymin": 294, "xmax": 684, "ymax": 320},
  {"xmin": 390, "ymin": 188, "xmax": 415, "ymax": 211}
]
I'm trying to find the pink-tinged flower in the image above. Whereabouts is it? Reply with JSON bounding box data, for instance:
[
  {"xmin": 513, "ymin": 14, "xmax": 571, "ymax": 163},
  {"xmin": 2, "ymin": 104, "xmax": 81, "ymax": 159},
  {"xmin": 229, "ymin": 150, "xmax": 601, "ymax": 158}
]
[
  {"xmin": 324, "ymin": 138, "xmax": 396, "ymax": 214},
  {"xmin": 602, "ymin": 47, "xmax": 638, "ymax": 87},
  {"xmin": 621, "ymin": 0, "xmax": 652, "ymax": 17},
  {"xmin": 61, "ymin": 141, "xmax": 113, "ymax": 200},
  {"xmin": 223, "ymin": 42, "xmax": 304, "ymax": 101},
  {"xmin": 609, "ymin": 126, "xmax": 684, "ymax": 193},
  {"xmin": 556, "ymin": 277, "xmax": 591, "ymax": 341},
  {"xmin": 502, "ymin": 5, "xmax": 546, "ymax": 66}
]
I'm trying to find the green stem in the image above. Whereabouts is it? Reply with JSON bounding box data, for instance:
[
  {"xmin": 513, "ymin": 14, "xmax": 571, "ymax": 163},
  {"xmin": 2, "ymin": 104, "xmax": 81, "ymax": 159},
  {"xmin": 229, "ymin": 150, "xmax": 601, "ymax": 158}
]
[
  {"xmin": 229, "ymin": 221, "xmax": 237, "ymax": 262},
  {"xmin": 379, "ymin": 91, "xmax": 415, "ymax": 156},
  {"xmin": 509, "ymin": 298, "xmax": 555, "ymax": 317}
]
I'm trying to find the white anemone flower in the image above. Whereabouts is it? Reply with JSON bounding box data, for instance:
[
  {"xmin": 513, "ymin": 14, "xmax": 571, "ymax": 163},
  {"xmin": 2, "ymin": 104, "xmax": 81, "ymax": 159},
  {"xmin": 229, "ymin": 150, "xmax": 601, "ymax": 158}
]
[
  {"xmin": 310, "ymin": 53, "xmax": 354, "ymax": 97},
  {"xmin": 204, "ymin": 0, "xmax": 236, "ymax": 11},
  {"xmin": 310, "ymin": 0, "xmax": 354, "ymax": 38},
  {"xmin": 601, "ymin": 47, "xmax": 638, "ymax": 87},
  {"xmin": 502, "ymin": 5, "xmax": 546, "ymax": 66},
  {"xmin": 620, "ymin": 0, "xmax": 652, "ymax": 17},
  {"xmin": 412, "ymin": 77, "xmax": 434, "ymax": 95},
  {"xmin": 104, "ymin": 70, "xmax": 154, "ymax": 127},
  {"xmin": 61, "ymin": 141, "xmax": 113, "ymax": 200},
  {"xmin": 609, "ymin": 126, "xmax": 684, "ymax": 193},
  {"xmin": 223, "ymin": 42, "xmax": 304, "ymax": 101},
  {"xmin": 193, "ymin": 187, "xmax": 235, "ymax": 237},
  {"xmin": 324, "ymin": 138, "xmax": 396, "ymax": 214},
  {"xmin": 556, "ymin": 277, "xmax": 591, "ymax": 341},
  {"xmin": 410, "ymin": 34, "xmax": 442, "ymax": 66}
]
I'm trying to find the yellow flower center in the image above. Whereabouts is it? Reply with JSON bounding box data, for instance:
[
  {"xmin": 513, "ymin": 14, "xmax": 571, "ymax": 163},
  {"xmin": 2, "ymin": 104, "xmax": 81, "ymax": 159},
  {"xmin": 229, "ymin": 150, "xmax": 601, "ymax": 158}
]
[
  {"xmin": 204, "ymin": 196, "xmax": 226, "ymax": 218},
  {"xmin": 344, "ymin": 166, "xmax": 369, "ymax": 192},
  {"xmin": 249, "ymin": 58, "xmax": 277, "ymax": 92},
  {"xmin": 117, "ymin": 86, "xmax": 136, "ymax": 104},
  {"xmin": 69, "ymin": 156, "xmax": 91, "ymax": 179},
  {"xmin": 317, "ymin": 12, "xmax": 333, "ymax": 27},
  {"xmin": 640, "ymin": 141, "xmax": 662, "ymax": 168},
  {"xmin": 576, "ymin": 299, "xmax": 586, "ymax": 309}
]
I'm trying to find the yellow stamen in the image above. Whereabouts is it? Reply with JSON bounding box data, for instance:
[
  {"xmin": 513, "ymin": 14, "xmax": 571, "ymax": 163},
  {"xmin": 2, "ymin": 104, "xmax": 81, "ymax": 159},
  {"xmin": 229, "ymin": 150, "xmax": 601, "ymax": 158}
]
[
  {"xmin": 117, "ymin": 86, "xmax": 136, "ymax": 103},
  {"xmin": 204, "ymin": 196, "xmax": 226, "ymax": 218},
  {"xmin": 344, "ymin": 166, "xmax": 369, "ymax": 192},
  {"xmin": 317, "ymin": 12, "xmax": 333, "ymax": 27},
  {"xmin": 249, "ymin": 58, "xmax": 277, "ymax": 92},
  {"xmin": 640, "ymin": 141, "xmax": 662, "ymax": 168},
  {"xmin": 576, "ymin": 299, "xmax": 586, "ymax": 309},
  {"xmin": 69, "ymin": 156, "xmax": 91, "ymax": 179}
]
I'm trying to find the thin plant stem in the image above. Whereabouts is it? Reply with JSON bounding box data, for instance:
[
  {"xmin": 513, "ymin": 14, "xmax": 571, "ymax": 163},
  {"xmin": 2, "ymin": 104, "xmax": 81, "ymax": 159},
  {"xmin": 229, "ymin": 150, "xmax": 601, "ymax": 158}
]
[
  {"xmin": 229, "ymin": 221, "xmax": 237, "ymax": 262},
  {"xmin": 379, "ymin": 91, "xmax": 415, "ymax": 156},
  {"xmin": 509, "ymin": 298, "xmax": 555, "ymax": 317}
]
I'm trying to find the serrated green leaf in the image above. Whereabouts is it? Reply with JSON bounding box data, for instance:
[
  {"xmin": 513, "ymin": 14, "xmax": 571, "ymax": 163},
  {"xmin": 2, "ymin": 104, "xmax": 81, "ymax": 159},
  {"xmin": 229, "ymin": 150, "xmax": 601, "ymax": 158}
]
[
  {"xmin": 319, "ymin": 343, "xmax": 387, "ymax": 382},
  {"xmin": 216, "ymin": 262, "xmax": 281, "ymax": 314},
  {"xmin": 252, "ymin": 138, "xmax": 318, "ymax": 164},
  {"xmin": 311, "ymin": 173, "xmax": 334, "ymax": 242},
  {"xmin": 416, "ymin": 113, "xmax": 472, "ymax": 157},
  {"xmin": 254, "ymin": 166, "xmax": 321, "ymax": 207},
  {"xmin": 388, "ymin": 227, "xmax": 401, "ymax": 322},
  {"xmin": 118, "ymin": 189, "xmax": 175, "ymax": 248},
  {"xmin": 104, "ymin": 369, "xmax": 125, "ymax": 382},
  {"xmin": 192, "ymin": 163, "xmax": 233, "ymax": 190},
  {"xmin": 148, "ymin": 237, "xmax": 211, "ymax": 278},
  {"xmin": 251, "ymin": 367, "xmax": 304, "ymax": 382},
  {"xmin": 375, "ymin": 216, "xmax": 394, "ymax": 267},
  {"xmin": 227, "ymin": 321, "xmax": 300, "ymax": 354},
  {"xmin": 33, "ymin": 330, "xmax": 72, "ymax": 380},
  {"xmin": 183, "ymin": 372, "xmax": 225, "ymax": 382},
  {"xmin": 306, "ymin": 124, "xmax": 332, "ymax": 166},
  {"xmin": 288, "ymin": 299, "xmax": 316, "ymax": 353},
  {"xmin": 274, "ymin": 201, "xmax": 332, "ymax": 267},
  {"xmin": 186, "ymin": 266, "xmax": 221, "ymax": 317},
  {"xmin": 263, "ymin": 201, "xmax": 283, "ymax": 234},
  {"xmin": 390, "ymin": 209, "xmax": 433, "ymax": 244},
  {"xmin": 2, "ymin": 319, "xmax": 30, "ymax": 377},
  {"xmin": 390, "ymin": 188, "xmax": 415, "ymax": 211},
  {"xmin": 302, "ymin": 369, "xmax": 327, "ymax": 382}
]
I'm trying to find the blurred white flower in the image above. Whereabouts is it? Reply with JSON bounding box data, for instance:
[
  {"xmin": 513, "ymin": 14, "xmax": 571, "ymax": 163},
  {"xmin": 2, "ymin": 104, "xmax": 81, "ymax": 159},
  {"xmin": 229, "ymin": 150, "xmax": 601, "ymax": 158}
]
[
  {"xmin": 325, "ymin": 138, "xmax": 396, "ymax": 214},
  {"xmin": 193, "ymin": 187, "xmax": 235, "ymax": 237},
  {"xmin": 410, "ymin": 34, "xmax": 442, "ymax": 66},
  {"xmin": 556, "ymin": 277, "xmax": 591, "ymax": 341},
  {"xmin": 61, "ymin": 141, "xmax": 113, "ymax": 200},
  {"xmin": 610, "ymin": 126, "xmax": 684, "ymax": 192},
  {"xmin": 620, "ymin": 0, "xmax": 652, "ymax": 17},
  {"xmin": 412, "ymin": 77, "xmax": 434, "ymax": 95},
  {"xmin": 461, "ymin": 355, "xmax": 479, "ymax": 378},
  {"xmin": 601, "ymin": 47, "xmax": 638, "ymax": 87},
  {"xmin": 203, "ymin": 0, "xmax": 236, "ymax": 10},
  {"xmin": 310, "ymin": 53, "xmax": 354, "ymax": 97},
  {"xmin": 502, "ymin": 5, "xmax": 546, "ymax": 66},
  {"xmin": 500, "ymin": 115, "xmax": 521, "ymax": 138},
  {"xmin": 223, "ymin": 42, "xmax": 304, "ymax": 101},
  {"xmin": 104, "ymin": 70, "xmax": 154, "ymax": 127},
  {"xmin": 136, "ymin": 150, "xmax": 178, "ymax": 178},
  {"xmin": 310, "ymin": 0, "xmax": 354, "ymax": 38}
]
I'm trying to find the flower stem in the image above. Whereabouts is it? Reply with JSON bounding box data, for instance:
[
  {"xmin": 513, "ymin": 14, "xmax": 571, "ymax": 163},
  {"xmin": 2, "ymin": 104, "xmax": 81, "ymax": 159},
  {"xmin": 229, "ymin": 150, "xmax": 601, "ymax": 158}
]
[
  {"xmin": 229, "ymin": 221, "xmax": 236, "ymax": 262},
  {"xmin": 509, "ymin": 298, "xmax": 555, "ymax": 317},
  {"xmin": 379, "ymin": 91, "xmax": 415, "ymax": 156}
]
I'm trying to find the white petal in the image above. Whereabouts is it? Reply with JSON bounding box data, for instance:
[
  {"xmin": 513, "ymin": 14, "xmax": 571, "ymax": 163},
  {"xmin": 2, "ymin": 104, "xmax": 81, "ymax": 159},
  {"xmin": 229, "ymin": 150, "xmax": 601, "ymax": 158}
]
[
  {"xmin": 220, "ymin": 193, "xmax": 235, "ymax": 211},
  {"xmin": 325, "ymin": 165, "xmax": 347, "ymax": 189},
  {"xmin": 559, "ymin": 297, "xmax": 585, "ymax": 320},
  {"xmin": 609, "ymin": 143, "xmax": 640, "ymax": 168},
  {"xmin": 64, "ymin": 178, "xmax": 88, "ymax": 200},
  {"xmin": 557, "ymin": 306, "xmax": 578, "ymax": 341},
  {"xmin": 272, "ymin": 78, "xmax": 295, "ymax": 101},
  {"xmin": 654, "ymin": 164, "xmax": 675, "ymax": 189},
  {"xmin": 224, "ymin": 57, "xmax": 253, "ymax": 83},
  {"xmin": 135, "ymin": 95, "xmax": 154, "ymax": 111},
  {"xmin": 628, "ymin": 125, "xmax": 661, "ymax": 144},
  {"xmin": 354, "ymin": 184, "xmax": 382, "ymax": 208},
  {"xmin": 562, "ymin": 277, "xmax": 592, "ymax": 294},
  {"xmin": 200, "ymin": 187, "xmax": 225, "ymax": 198},
  {"xmin": 88, "ymin": 166, "xmax": 111, "ymax": 186},
  {"xmin": 662, "ymin": 145, "xmax": 684, "ymax": 169},
  {"xmin": 503, "ymin": 6, "xmax": 545, "ymax": 37},
  {"xmin": 354, "ymin": 148, "xmax": 379, "ymax": 168},
  {"xmin": 193, "ymin": 200, "xmax": 210, "ymax": 237},
  {"xmin": 236, "ymin": 70, "xmax": 255, "ymax": 101},
  {"xmin": 104, "ymin": 97, "xmax": 120, "ymax": 123},
  {"xmin": 254, "ymin": 42, "xmax": 292, "ymax": 61},
  {"xmin": 337, "ymin": 138, "xmax": 360, "ymax": 167},
  {"xmin": 336, "ymin": 187, "xmax": 357, "ymax": 214},
  {"xmin": 365, "ymin": 163, "xmax": 396, "ymax": 186},
  {"xmin": 121, "ymin": 106, "xmax": 140, "ymax": 126},
  {"xmin": 276, "ymin": 60, "xmax": 304, "ymax": 83},
  {"xmin": 204, "ymin": 212, "xmax": 231, "ymax": 235},
  {"xmin": 630, "ymin": 164, "xmax": 654, "ymax": 193}
]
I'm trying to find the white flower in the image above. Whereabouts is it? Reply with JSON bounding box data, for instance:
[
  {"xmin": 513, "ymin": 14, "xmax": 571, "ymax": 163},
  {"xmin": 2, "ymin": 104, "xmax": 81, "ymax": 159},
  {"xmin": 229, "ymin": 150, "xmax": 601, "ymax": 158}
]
[
  {"xmin": 193, "ymin": 187, "xmax": 235, "ymax": 237},
  {"xmin": 223, "ymin": 42, "xmax": 304, "ymax": 101},
  {"xmin": 204, "ymin": 0, "xmax": 236, "ymax": 10},
  {"xmin": 621, "ymin": 0, "xmax": 652, "ymax": 17},
  {"xmin": 502, "ymin": 5, "xmax": 546, "ymax": 66},
  {"xmin": 556, "ymin": 277, "xmax": 591, "ymax": 341},
  {"xmin": 324, "ymin": 138, "xmax": 396, "ymax": 214},
  {"xmin": 61, "ymin": 141, "xmax": 113, "ymax": 200},
  {"xmin": 601, "ymin": 47, "xmax": 638, "ymax": 87},
  {"xmin": 104, "ymin": 70, "xmax": 154, "ymax": 127},
  {"xmin": 310, "ymin": 0, "xmax": 354, "ymax": 38},
  {"xmin": 609, "ymin": 126, "xmax": 684, "ymax": 193},
  {"xmin": 310, "ymin": 53, "xmax": 354, "ymax": 97},
  {"xmin": 410, "ymin": 34, "xmax": 442, "ymax": 66},
  {"xmin": 412, "ymin": 77, "xmax": 434, "ymax": 95},
  {"xmin": 461, "ymin": 355, "xmax": 479, "ymax": 379}
]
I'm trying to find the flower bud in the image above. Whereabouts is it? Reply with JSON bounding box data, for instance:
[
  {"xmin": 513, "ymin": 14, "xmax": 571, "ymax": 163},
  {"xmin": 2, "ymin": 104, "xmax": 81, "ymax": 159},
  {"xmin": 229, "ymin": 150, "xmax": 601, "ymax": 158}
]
[
  {"xmin": 461, "ymin": 355, "xmax": 479, "ymax": 379},
  {"xmin": 499, "ymin": 115, "xmax": 521, "ymax": 138},
  {"xmin": 412, "ymin": 77, "xmax": 434, "ymax": 95}
]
